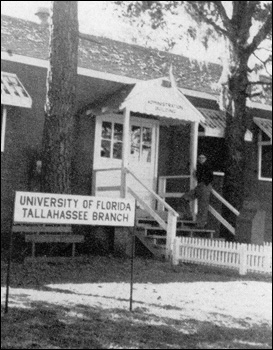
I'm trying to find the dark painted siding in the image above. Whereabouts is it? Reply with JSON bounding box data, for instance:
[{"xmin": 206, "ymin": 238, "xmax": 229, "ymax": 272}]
[
  {"xmin": 1, "ymin": 62, "xmax": 47, "ymax": 243},
  {"xmin": 1, "ymin": 61, "xmax": 98, "ymax": 243},
  {"xmin": 244, "ymin": 124, "xmax": 272, "ymax": 241}
]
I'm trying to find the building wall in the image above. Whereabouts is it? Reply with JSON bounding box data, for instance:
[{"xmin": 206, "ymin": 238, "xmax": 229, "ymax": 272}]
[
  {"xmin": 244, "ymin": 124, "xmax": 272, "ymax": 242},
  {"xmin": 1, "ymin": 61, "xmax": 47, "ymax": 244},
  {"xmin": 1, "ymin": 59, "xmax": 272, "ymax": 247},
  {"xmin": 1, "ymin": 61, "xmax": 99, "ymax": 244}
]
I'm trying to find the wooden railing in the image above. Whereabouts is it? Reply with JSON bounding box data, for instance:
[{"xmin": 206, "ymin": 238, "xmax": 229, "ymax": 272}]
[
  {"xmin": 93, "ymin": 167, "xmax": 179, "ymax": 258},
  {"xmin": 158, "ymin": 173, "xmax": 239, "ymax": 236},
  {"xmin": 209, "ymin": 189, "xmax": 239, "ymax": 235},
  {"xmin": 92, "ymin": 168, "xmax": 122, "ymax": 196},
  {"xmin": 158, "ymin": 175, "xmax": 191, "ymax": 209}
]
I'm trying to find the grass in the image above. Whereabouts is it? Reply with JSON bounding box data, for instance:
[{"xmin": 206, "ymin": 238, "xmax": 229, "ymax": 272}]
[{"xmin": 1, "ymin": 255, "xmax": 272, "ymax": 349}]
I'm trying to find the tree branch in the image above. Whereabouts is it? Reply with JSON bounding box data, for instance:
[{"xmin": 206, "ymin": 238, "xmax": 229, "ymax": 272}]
[
  {"xmin": 247, "ymin": 13, "xmax": 272, "ymax": 54},
  {"xmin": 211, "ymin": 1, "xmax": 233, "ymax": 32},
  {"xmin": 246, "ymin": 92, "xmax": 264, "ymax": 98},
  {"xmin": 247, "ymin": 81, "xmax": 272, "ymax": 86},
  {"xmin": 247, "ymin": 1, "xmax": 260, "ymax": 17},
  {"xmin": 252, "ymin": 51, "xmax": 272, "ymax": 77},
  {"xmin": 188, "ymin": 2, "xmax": 230, "ymax": 37},
  {"xmin": 255, "ymin": 47, "xmax": 272, "ymax": 53}
]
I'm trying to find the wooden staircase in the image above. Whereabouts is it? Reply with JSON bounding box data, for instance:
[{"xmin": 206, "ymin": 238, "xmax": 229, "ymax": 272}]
[{"xmin": 135, "ymin": 209, "xmax": 216, "ymax": 259}]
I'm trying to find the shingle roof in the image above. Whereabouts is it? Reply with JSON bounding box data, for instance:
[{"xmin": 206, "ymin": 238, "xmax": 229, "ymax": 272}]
[
  {"xmin": 1, "ymin": 15, "xmax": 222, "ymax": 95},
  {"xmin": 198, "ymin": 108, "xmax": 226, "ymax": 137},
  {"xmin": 254, "ymin": 117, "xmax": 272, "ymax": 140},
  {"xmin": 121, "ymin": 77, "xmax": 205, "ymax": 123}
]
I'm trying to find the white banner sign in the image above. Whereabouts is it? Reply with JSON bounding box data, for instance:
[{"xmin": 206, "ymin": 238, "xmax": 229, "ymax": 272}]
[{"xmin": 14, "ymin": 192, "xmax": 135, "ymax": 227}]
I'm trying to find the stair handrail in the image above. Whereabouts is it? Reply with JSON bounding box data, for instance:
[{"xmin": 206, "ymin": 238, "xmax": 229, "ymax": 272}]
[
  {"xmin": 126, "ymin": 168, "xmax": 179, "ymax": 259},
  {"xmin": 210, "ymin": 188, "xmax": 240, "ymax": 216},
  {"xmin": 126, "ymin": 168, "xmax": 179, "ymax": 218},
  {"xmin": 209, "ymin": 188, "xmax": 239, "ymax": 235},
  {"xmin": 93, "ymin": 167, "xmax": 179, "ymax": 258},
  {"xmin": 158, "ymin": 173, "xmax": 240, "ymax": 236}
]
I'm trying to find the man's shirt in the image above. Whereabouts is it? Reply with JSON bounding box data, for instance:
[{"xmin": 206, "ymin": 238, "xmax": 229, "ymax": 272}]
[{"xmin": 196, "ymin": 162, "xmax": 214, "ymax": 185}]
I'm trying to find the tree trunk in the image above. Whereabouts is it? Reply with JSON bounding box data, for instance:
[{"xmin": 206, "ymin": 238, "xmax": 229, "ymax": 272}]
[
  {"xmin": 41, "ymin": 1, "xmax": 79, "ymax": 194},
  {"xmin": 221, "ymin": 47, "xmax": 250, "ymax": 240}
]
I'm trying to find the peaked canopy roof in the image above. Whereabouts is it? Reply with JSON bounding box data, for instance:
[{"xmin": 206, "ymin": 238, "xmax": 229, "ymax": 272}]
[
  {"xmin": 1, "ymin": 71, "xmax": 32, "ymax": 108},
  {"xmin": 198, "ymin": 108, "xmax": 226, "ymax": 137},
  {"xmin": 120, "ymin": 78, "xmax": 205, "ymax": 123},
  {"xmin": 254, "ymin": 117, "xmax": 272, "ymax": 141}
]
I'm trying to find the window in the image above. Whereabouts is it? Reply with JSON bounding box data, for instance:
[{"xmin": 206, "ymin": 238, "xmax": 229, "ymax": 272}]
[
  {"xmin": 100, "ymin": 121, "xmax": 123, "ymax": 159},
  {"xmin": 99, "ymin": 119, "xmax": 153, "ymax": 163},
  {"xmin": 131, "ymin": 125, "xmax": 152, "ymax": 163},
  {"xmin": 1, "ymin": 105, "xmax": 7, "ymax": 153},
  {"xmin": 258, "ymin": 131, "xmax": 272, "ymax": 181}
]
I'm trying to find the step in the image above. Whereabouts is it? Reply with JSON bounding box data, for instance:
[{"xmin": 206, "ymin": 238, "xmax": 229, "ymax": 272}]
[
  {"xmin": 136, "ymin": 209, "xmax": 168, "ymax": 220},
  {"xmin": 139, "ymin": 225, "xmax": 215, "ymax": 234},
  {"xmin": 138, "ymin": 226, "xmax": 215, "ymax": 239},
  {"xmin": 137, "ymin": 219, "xmax": 193, "ymax": 228},
  {"xmin": 135, "ymin": 231, "xmax": 166, "ymax": 260}
]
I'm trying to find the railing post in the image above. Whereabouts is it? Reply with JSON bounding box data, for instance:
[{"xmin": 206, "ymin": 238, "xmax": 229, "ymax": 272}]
[
  {"xmin": 239, "ymin": 243, "xmax": 248, "ymax": 275},
  {"xmin": 121, "ymin": 107, "xmax": 130, "ymax": 198},
  {"xmin": 172, "ymin": 237, "xmax": 179, "ymax": 266},
  {"xmin": 190, "ymin": 121, "xmax": 199, "ymax": 219},
  {"xmin": 121, "ymin": 167, "xmax": 127, "ymax": 198},
  {"xmin": 92, "ymin": 169, "xmax": 97, "ymax": 196},
  {"xmin": 158, "ymin": 177, "xmax": 166, "ymax": 211},
  {"xmin": 166, "ymin": 212, "xmax": 177, "ymax": 260}
]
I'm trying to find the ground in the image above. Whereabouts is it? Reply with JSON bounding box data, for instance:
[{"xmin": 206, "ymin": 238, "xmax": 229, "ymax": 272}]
[{"xmin": 1, "ymin": 256, "xmax": 272, "ymax": 349}]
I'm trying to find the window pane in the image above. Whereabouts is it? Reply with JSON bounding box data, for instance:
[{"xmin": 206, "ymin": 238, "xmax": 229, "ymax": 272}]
[
  {"xmin": 101, "ymin": 140, "xmax": 111, "ymax": 158},
  {"xmin": 114, "ymin": 123, "xmax": 123, "ymax": 141},
  {"xmin": 261, "ymin": 145, "xmax": 272, "ymax": 179},
  {"xmin": 142, "ymin": 145, "xmax": 151, "ymax": 162},
  {"xmin": 131, "ymin": 126, "xmax": 140, "ymax": 160},
  {"xmin": 113, "ymin": 142, "xmax": 122, "ymax": 159},
  {"xmin": 142, "ymin": 127, "xmax": 152, "ymax": 162},
  {"xmin": 101, "ymin": 122, "xmax": 112, "ymax": 139},
  {"xmin": 143, "ymin": 127, "xmax": 152, "ymax": 144}
]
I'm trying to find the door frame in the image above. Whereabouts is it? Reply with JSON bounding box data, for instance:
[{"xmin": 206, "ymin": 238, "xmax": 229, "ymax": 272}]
[{"xmin": 93, "ymin": 113, "xmax": 160, "ymax": 194}]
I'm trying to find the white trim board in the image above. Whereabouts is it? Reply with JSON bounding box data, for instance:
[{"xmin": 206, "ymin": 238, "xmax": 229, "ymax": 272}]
[{"xmin": 1, "ymin": 52, "xmax": 138, "ymax": 85}]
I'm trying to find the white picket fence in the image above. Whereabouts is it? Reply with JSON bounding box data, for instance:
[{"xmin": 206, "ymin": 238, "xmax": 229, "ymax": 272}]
[{"xmin": 173, "ymin": 237, "xmax": 272, "ymax": 275}]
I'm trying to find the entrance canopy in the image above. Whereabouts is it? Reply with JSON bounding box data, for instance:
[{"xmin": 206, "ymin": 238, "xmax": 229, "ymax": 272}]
[
  {"xmin": 1, "ymin": 72, "xmax": 32, "ymax": 108},
  {"xmin": 254, "ymin": 117, "xmax": 272, "ymax": 141},
  {"xmin": 120, "ymin": 78, "xmax": 205, "ymax": 124},
  {"xmin": 198, "ymin": 108, "xmax": 226, "ymax": 138}
]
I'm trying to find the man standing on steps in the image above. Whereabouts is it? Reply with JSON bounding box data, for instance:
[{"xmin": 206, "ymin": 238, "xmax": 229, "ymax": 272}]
[{"xmin": 180, "ymin": 154, "xmax": 214, "ymax": 229}]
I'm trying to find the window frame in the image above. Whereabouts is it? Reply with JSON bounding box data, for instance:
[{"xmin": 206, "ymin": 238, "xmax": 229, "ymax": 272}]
[
  {"xmin": 130, "ymin": 124, "xmax": 153, "ymax": 163},
  {"xmin": 258, "ymin": 130, "xmax": 272, "ymax": 182},
  {"xmin": 100, "ymin": 120, "xmax": 123, "ymax": 160}
]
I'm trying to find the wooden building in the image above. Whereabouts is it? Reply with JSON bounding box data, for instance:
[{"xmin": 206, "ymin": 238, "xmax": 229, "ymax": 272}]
[{"xmin": 1, "ymin": 14, "xmax": 272, "ymax": 258}]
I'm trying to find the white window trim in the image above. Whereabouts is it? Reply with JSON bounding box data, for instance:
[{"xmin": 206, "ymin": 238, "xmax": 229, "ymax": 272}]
[
  {"xmin": 1, "ymin": 106, "xmax": 7, "ymax": 153},
  {"xmin": 258, "ymin": 131, "xmax": 272, "ymax": 182}
]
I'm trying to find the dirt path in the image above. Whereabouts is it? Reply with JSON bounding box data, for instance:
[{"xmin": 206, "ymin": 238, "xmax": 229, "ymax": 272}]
[{"xmin": 1, "ymin": 257, "xmax": 272, "ymax": 349}]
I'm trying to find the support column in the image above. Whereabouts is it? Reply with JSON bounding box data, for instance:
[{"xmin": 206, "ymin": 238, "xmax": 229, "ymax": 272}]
[
  {"xmin": 190, "ymin": 121, "xmax": 199, "ymax": 217},
  {"xmin": 121, "ymin": 107, "xmax": 130, "ymax": 198},
  {"xmin": 1, "ymin": 106, "xmax": 7, "ymax": 152}
]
